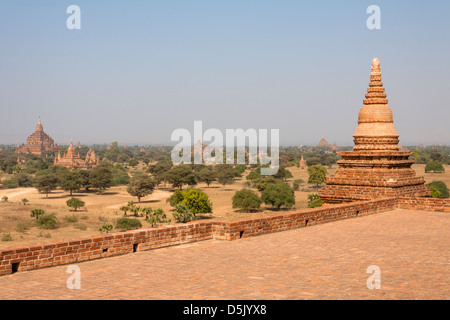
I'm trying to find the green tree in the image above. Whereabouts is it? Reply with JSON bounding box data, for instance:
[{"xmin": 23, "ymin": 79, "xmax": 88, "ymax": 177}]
[
  {"xmin": 214, "ymin": 164, "xmax": 235, "ymax": 188},
  {"xmin": 30, "ymin": 208, "xmax": 45, "ymax": 220},
  {"xmin": 273, "ymin": 166, "xmax": 293, "ymax": 182},
  {"xmin": 12, "ymin": 172, "xmax": 33, "ymax": 187},
  {"xmin": 426, "ymin": 181, "xmax": 449, "ymax": 198},
  {"xmin": 197, "ymin": 167, "xmax": 216, "ymax": 187},
  {"xmin": 66, "ymin": 197, "xmax": 86, "ymax": 211},
  {"xmin": 164, "ymin": 165, "xmax": 197, "ymax": 189},
  {"xmin": 89, "ymin": 164, "xmax": 113, "ymax": 194},
  {"xmin": 33, "ymin": 173, "xmax": 59, "ymax": 198},
  {"xmin": 307, "ymin": 193, "xmax": 324, "ymax": 208},
  {"xmin": 232, "ymin": 189, "xmax": 262, "ymax": 212},
  {"xmin": 148, "ymin": 160, "xmax": 173, "ymax": 185},
  {"xmin": 21, "ymin": 198, "xmax": 29, "ymax": 205},
  {"xmin": 425, "ymin": 160, "xmax": 445, "ymax": 173},
  {"xmin": 126, "ymin": 174, "xmax": 156, "ymax": 202},
  {"xmin": 307, "ymin": 164, "xmax": 327, "ymax": 188},
  {"xmin": 181, "ymin": 189, "xmax": 213, "ymax": 215},
  {"xmin": 128, "ymin": 158, "xmax": 139, "ymax": 167},
  {"xmin": 59, "ymin": 170, "xmax": 83, "ymax": 196},
  {"xmin": 261, "ymin": 183, "xmax": 295, "ymax": 210}
]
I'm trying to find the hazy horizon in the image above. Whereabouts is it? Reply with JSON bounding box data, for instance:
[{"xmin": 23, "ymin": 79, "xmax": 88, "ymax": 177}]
[{"xmin": 1, "ymin": 1, "xmax": 449, "ymax": 146}]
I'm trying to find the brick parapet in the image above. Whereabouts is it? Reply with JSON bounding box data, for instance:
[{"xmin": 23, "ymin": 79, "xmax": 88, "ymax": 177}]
[{"xmin": 0, "ymin": 196, "xmax": 446, "ymax": 276}]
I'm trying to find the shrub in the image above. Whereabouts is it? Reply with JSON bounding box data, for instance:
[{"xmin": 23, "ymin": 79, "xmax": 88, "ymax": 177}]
[
  {"xmin": 232, "ymin": 189, "xmax": 262, "ymax": 212},
  {"xmin": 173, "ymin": 203, "xmax": 194, "ymax": 223},
  {"xmin": 30, "ymin": 208, "xmax": 45, "ymax": 220},
  {"xmin": 1, "ymin": 233, "xmax": 13, "ymax": 242},
  {"xmin": 16, "ymin": 222, "xmax": 33, "ymax": 233},
  {"xmin": 36, "ymin": 213, "xmax": 58, "ymax": 229},
  {"xmin": 63, "ymin": 214, "xmax": 79, "ymax": 223},
  {"xmin": 1, "ymin": 196, "xmax": 8, "ymax": 202},
  {"xmin": 166, "ymin": 189, "xmax": 184, "ymax": 206},
  {"xmin": 75, "ymin": 224, "xmax": 87, "ymax": 231},
  {"xmin": 99, "ymin": 224, "xmax": 113, "ymax": 233},
  {"xmin": 427, "ymin": 181, "xmax": 449, "ymax": 198},
  {"xmin": 21, "ymin": 198, "xmax": 29, "ymax": 205},
  {"xmin": 307, "ymin": 193, "xmax": 324, "ymax": 208},
  {"xmin": 2, "ymin": 180, "xmax": 18, "ymax": 189},
  {"xmin": 429, "ymin": 186, "xmax": 441, "ymax": 198},
  {"xmin": 66, "ymin": 197, "xmax": 85, "ymax": 211},
  {"xmin": 181, "ymin": 189, "xmax": 212, "ymax": 215},
  {"xmin": 115, "ymin": 217, "xmax": 142, "ymax": 230},
  {"xmin": 146, "ymin": 208, "xmax": 168, "ymax": 227},
  {"xmin": 261, "ymin": 183, "xmax": 295, "ymax": 209},
  {"xmin": 425, "ymin": 160, "xmax": 445, "ymax": 173}
]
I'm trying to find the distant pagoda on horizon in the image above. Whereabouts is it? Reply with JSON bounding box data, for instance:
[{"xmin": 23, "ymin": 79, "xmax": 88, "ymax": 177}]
[
  {"xmin": 318, "ymin": 58, "xmax": 430, "ymax": 203},
  {"xmin": 54, "ymin": 140, "xmax": 99, "ymax": 169},
  {"xmin": 16, "ymin": 117, "xmax": 59, "ymax": 155}
]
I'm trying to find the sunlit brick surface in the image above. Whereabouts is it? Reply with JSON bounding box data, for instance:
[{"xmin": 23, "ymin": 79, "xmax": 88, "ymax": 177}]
[{"xmin": 0, "ymin": 209, "xmax": 448, "ymax": 300}]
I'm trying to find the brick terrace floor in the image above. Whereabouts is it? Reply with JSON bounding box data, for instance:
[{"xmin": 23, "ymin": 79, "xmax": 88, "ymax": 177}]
[{"xmin": 0, "ymin": 209, "xmax": 448, "ymax": 300}]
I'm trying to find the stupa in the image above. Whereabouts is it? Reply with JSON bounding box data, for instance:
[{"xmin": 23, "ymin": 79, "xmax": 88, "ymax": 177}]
[
  {"xmin": 15, "ymin": 118, "xmax": 59, "ymax": 155},
  {"xmin": 318, "ymin": 58, "xmax": 430, "ymax": 203},
  {"xmin": 54, "ymin": 140, "xmax": 99, "ymax": 169}
]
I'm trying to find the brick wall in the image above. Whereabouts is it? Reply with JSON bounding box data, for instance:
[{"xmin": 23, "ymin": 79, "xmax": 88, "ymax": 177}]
[
  {"xmin": 0, "ymin": 196, "xmax": 443, "ymax": 276},
  {"xmin": 397, "ymin": 197, "xmax": 450, "ymax": 212}
]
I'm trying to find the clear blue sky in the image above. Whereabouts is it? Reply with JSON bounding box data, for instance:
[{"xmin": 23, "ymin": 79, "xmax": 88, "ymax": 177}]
[{"xmin": 0, "ymin": 0, "xmax": 449, "ymax": 146}]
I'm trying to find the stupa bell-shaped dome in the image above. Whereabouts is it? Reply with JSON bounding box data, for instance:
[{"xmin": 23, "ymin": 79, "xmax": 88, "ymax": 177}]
[{"xmin": 353, "ymin": 58, "xmax": 399, "ymax": 150}]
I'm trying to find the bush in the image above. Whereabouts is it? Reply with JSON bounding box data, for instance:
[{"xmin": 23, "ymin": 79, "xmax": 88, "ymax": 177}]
[
  {"xmin": 146, "ymin": 208, "xmax": 168, "ymax": 227},
  {"xmin": 2, "ymin": 180, "xmax": 18, "ymax": 189},
  {"xmin": 30, "ymin": 208, "xmax": 45, "ymax": 220},
  {"xmin": 429, "ymin": 186, "xmax": 441, "ymax": 198},
  {"xmin": 16, "ymin": 222, "xmax": 33, "ymax": 233},
  {"xmin": 261, "ymin": 183, "xmax": 295, "ymax": 209},
  {"xmin": 115, "ymin": 217, "xmax": 142, "ymax": 230},
  {"xmin": 181, "ymin": 189, "xmax": 212, "ymax": 215},
  {"xmin": 1, "ymin": 233, "xmax": 13, "ymax": 241},
  {"xmin": 1, "ymin": 196, "xmax": 8, "ymax": 202},
  {"xmin": 167, "ymin": 189, "xmax": 212, "ymax": 215},
  {"xmin": 66, "ymin": 197, "xmax": 85, "ymax": 211},
  {"xmin": 36, "ymin": 213, "xmax": 58, "ymax": 229},
  {"xmin": 307, "ymin": 193, "xmax": 324, "ymax": 208},
  {"xmin": 232, "ymin": 189, "xmax": 262, "ymax": 212},
  {"xmin": 427, "ymin": 181, "xmax": 449, "ymax": 198},
  {"xmin": 425, "ymin": 160, "xmax": 445, "ymax": 173},
  {"xmin": 63, "ymin": 214, "xmax": 79, "ymax": 223},
  {"xmin": 173, "ymin": 203, "xmax": 194, "ymax": 223},
  {"xmin": 99, "ymin": 224, "xmax": 113, "ymax": 233}
]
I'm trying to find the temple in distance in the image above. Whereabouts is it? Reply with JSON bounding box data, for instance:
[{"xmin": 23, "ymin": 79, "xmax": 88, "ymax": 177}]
[
  {"xmin": 54, "ymin": 140, "xmax": 99, "ymax": 169},
  {"xmin": 15, "ymin": 117, "xmax": 59, "ymax": 155}
]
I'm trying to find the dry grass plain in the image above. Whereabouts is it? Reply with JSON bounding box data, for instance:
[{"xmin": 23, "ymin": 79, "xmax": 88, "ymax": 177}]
[{"xmin": 0, "ymin": 164, "xmax": 447, "ymax": 249}]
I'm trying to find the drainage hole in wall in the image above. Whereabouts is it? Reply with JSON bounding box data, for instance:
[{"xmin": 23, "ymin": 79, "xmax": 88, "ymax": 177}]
[
  {"xmin": 239, "ymin": 231, "xmax": 244, "ymax": 239},
  {"xmin": 133, "ymin": 243, "xmax": 138, "ymax": 252},
  {"xmin": 11, "ymin": 262, "xmax": 20, "ymax": 274}
]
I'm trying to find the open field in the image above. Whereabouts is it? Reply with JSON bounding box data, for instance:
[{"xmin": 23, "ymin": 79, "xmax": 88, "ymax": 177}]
[{"xmin": 0, "ymin": 164, "xmax": 447, "ymax": 249}]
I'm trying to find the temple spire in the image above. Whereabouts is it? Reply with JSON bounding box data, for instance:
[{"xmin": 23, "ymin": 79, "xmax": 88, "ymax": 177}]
[{"xmin": 36, "ymin": 117, "xmax": 43, "ymax": 131}]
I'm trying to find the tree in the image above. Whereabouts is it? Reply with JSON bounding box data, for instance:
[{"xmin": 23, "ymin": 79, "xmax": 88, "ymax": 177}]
[
  {"xmin": 164, "ymin": 165, "xmax": 197, "ymax": 189},
  {"xmin": 89, "ymin": 164, "xmax": 113, "ymax": 194},
  {"xmin": 197, "ymin": 167, "xmax": 216, "ymax": 187},
  {"xmin": 181, "ymin": 189, "xmax": 213, "ymax": 215},
  {"xmin": 261, "ymin": 183, "xmax": 295, "ymax": 210},
  {"xmin": 66, "ymin": 197, "xmax": 85, "ymax": 211},
  {"xmin": 166, "ymin": 189, "xmax": 185, "ymax": 207},
  {"xmin": 426, "ymin": 181, "xmax": 449, "ymax": 198},
  {"xmin": 128, "ymin": 158, "xmax": 139, "ymax": 167},
  {"xmin": 307, "ymin": 164, "xmax": 327, "ymax": 188},
  {"xmin": 425, "ymin": 160, "xmax": 445, "ymax": 173},
  {"xmin": 232, "ymin": 189, "xmax": 262, "ymax": 212},
  {"xmin": 214, "ymin": 164, "xmax": 235, "ymax": 188},
  {"xmin": 251, "ymin": 176, "xmax": 279, "ymax": 192},
  {"xmin": 21, "ymin": 198, "xmax": 29, "ymax": 205},
  {"xmin": 307, "ymin": 193, "xmax": 324, "ymax": 208},
  {"xmin": 59, "ymin": 170, "xmax": 82, "ymax": 196},
  {"xmin": 1, "ymin": 196, "xmax": 8, "ymax": 202},
  {"xmin": 30, "ymin": 208, "xmax": 45, "ymax": 220},
  {"xmin": 273, "ymin": 166, "xmax": 293, "ymax": 182},
  {"xmin": 12, "ymin": 172, "xmax": 33, "ymax": 187},
  {"xmin": 148, "ymin": 160, "xmax": 173, "ymax": 185},
  {"xmin": 126, "ymin": 174, "xmax": 156, "ymax": 202},
  {"xmin": 33, "ymin": 173, "xmax": 59, "ymax": 198}
]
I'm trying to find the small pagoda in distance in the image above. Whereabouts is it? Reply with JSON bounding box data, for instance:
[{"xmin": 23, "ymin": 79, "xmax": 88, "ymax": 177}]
[
  {"xmin": 318, "ymin": 58, "xmax": 430, "ymax": 203},
  {"xmin": 54, "ymin": 140, "xmax": 99, "ymax": 169}
]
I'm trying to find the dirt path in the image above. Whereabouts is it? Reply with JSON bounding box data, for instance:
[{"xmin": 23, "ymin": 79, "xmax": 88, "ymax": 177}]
[{"xmin": 1, "ymin": 188, "xmax": 34, "ymax": 200}]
